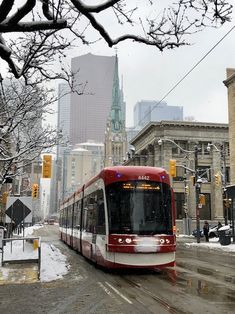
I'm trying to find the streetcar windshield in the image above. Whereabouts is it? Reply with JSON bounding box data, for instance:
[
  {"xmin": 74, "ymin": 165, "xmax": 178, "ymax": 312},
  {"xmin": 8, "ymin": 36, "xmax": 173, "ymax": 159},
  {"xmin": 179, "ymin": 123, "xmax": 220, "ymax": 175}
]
[{"xmin": 106, "ymin": 180, "xmax": 172, "ymax": 235}]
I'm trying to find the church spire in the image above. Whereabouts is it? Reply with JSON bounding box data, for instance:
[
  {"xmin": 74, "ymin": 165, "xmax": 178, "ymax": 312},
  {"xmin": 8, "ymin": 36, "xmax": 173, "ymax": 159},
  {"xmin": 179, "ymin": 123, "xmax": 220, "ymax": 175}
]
[
  {"xmin": 111, "ymin": 53, "xmax": 122, "ymax": 132},
  {"xmin": 104, "ymin": 52, "xmax": 127, "ymax": 166}
]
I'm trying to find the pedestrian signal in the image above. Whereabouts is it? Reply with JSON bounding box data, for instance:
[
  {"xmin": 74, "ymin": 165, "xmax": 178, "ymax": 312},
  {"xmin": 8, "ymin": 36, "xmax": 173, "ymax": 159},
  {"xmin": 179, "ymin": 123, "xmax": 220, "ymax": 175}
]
[
  {"xmin": 169, "ymin": 159, "xmax": 176, "ymax": 177},
  {"xmin": 42, "ymin": 155, "xmax": 52, "ymax": 178},
  {"xmin": 32, "ymin": 184, "xmax": 39, "ymax": 199},
  {"xmin": 199, "ymin": 194, "xmax": 206, "ymax": 205},
  {"xmin": 214, "ymin": 173, "xmax": 221, "ymax": 186}
]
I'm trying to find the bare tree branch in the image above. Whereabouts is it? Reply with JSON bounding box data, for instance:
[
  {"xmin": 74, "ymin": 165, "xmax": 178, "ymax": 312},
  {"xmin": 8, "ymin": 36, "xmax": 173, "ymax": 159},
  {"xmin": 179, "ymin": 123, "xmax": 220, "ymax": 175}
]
[
  {"xmin": 0, "ymin": 79, "xmax": 64, "ymax": 188},
  {"xmin": 0, "ymin": 0, "xmax": 232, "ymax": 81}
]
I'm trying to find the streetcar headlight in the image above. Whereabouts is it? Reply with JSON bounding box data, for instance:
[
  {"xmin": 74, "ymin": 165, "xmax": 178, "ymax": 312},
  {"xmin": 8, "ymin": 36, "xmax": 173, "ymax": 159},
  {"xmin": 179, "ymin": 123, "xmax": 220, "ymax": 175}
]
[
  {"xmin": 125, "ymin": 238, "xmax": 132, "ymax": 244},
  {"xmin": 160, "ymin": 238, "xmax": 165, "ymax": 244},
  {"xmin": 118, "ymin": 238, "xmax": 124, "ymax": 243}
]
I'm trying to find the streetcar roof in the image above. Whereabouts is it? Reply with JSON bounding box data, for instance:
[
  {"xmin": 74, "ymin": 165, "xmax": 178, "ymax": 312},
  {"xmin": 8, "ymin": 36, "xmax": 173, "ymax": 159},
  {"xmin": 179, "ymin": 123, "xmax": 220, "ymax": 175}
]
[{"xmin": 60, "ymin": 166, "xmax": 171, "ymax": 207}]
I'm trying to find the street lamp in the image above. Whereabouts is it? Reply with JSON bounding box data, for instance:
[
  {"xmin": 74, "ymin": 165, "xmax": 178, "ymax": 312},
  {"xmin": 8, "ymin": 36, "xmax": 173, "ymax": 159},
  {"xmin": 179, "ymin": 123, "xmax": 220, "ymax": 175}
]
[
  {"xmin": 158, "ymin": 138, "xmax": 194, "ymax": 154},
  {"xmin": 158, "ymin": 138, "xmax": 201, "ymax": 242}
]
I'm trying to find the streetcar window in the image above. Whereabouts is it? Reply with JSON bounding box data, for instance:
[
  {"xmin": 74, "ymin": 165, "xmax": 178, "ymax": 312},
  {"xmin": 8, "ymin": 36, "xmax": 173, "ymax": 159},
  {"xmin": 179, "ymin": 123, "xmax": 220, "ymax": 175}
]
[
  {"xmin": 95, "ymin": 190, "xmax": 105, "ymax": 234},
  {"xmin": 74, "ymin": 201, "xmax": 81, "ymax": 229},
  {"xmin": 83, "ymin": 189, "xmax": 106, "ymax": 234},
  {"xmin": 106, "ymin": 181, "xmax": 172, "ymax": 235}
]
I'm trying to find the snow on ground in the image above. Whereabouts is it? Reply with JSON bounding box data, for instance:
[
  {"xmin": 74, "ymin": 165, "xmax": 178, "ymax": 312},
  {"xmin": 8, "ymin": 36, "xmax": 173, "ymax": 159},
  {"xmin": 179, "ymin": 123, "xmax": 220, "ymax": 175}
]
[
  {"xmin": 0, "ymin": 224, "xmax": 70, "ymax": 282},
  {"xmin": 1, "ymin": 225, "xmax": 235, "ymax": 283},
  {"xmin": 177, "ymin": 234, "xmax": 235, "ymax": 252},
  {"xmin": 40, "ymin": 243, "xmax": 70, "ymax": 282}
]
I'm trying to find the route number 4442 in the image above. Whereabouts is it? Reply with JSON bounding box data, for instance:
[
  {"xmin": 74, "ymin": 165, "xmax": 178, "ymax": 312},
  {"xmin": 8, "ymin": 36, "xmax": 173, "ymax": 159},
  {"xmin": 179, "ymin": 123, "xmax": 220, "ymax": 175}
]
[{"xmin": 138, "ymin": 175, "xmax": 150, "ymax": 180}]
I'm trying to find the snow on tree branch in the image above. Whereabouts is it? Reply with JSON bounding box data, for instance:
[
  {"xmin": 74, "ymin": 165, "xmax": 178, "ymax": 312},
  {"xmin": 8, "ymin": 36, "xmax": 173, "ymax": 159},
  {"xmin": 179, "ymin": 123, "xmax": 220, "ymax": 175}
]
[
  {"xmin": 0, "ymin": 0, "xmax": 233, "ymax": 82},
  {"xmin": 0, "ymin": 79, "xmax": 64, "ymax": 187}
]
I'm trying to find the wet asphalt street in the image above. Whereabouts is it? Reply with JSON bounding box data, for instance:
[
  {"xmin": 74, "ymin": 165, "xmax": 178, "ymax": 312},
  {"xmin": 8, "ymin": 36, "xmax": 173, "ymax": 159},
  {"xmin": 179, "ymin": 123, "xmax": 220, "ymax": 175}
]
[{"xmin": 0, "ymin": 225, "xmax": 235, "ymax": 314}]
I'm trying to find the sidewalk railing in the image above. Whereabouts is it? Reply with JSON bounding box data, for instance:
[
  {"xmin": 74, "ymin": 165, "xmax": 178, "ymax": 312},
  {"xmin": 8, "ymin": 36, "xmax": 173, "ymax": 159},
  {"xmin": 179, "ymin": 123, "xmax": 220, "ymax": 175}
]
[{"xmin": 1, "ymin": 237, "xmax": 41, "ymax": 280}]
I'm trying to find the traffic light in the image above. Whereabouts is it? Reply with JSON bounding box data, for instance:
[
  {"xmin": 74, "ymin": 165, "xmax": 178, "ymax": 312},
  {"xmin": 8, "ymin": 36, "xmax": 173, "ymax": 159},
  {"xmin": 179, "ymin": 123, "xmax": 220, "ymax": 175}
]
[
  {"xmin": 2, "ymin": 192, "xmax": 8, "ymax": 204},
  {"xmin": 32, "ymin": 184, "xmax": 39, "ymax": 199},
  {"xmin": 169, "ymin": 159, "xmax": 176, "ymax": 177},
  {"xmin": 42, "ymin": 155, "xmax": 52, "ymax": 178},
  {"xmin": 191, "ymin": 176, "xmax": 196, "ymax": 186},
  {"xmin": 214, "ymin": 173, "xmax": 221, "ymax": 186}
]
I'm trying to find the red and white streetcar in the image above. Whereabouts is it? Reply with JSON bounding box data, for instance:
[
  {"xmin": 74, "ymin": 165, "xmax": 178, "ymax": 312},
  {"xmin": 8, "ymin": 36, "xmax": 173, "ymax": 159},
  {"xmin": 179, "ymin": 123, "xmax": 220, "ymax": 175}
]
[{"xmin": 59, "ymin": 166, "xmax": 176, "ymax": 269}]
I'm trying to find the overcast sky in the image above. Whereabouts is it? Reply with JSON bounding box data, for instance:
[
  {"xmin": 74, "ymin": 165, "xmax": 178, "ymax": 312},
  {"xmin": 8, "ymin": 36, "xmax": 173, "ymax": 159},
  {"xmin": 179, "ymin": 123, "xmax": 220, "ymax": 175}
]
[
  {"xmin": 52, "ymin": 2, "xmax": 235, "ymax": 127},
  {"xmin": 1, "ymin": 1, "xmax": 235, "ymax": 128},
  {"xmin": 92, "ymin": 15, "xmax": 235, "ymax": 127}
]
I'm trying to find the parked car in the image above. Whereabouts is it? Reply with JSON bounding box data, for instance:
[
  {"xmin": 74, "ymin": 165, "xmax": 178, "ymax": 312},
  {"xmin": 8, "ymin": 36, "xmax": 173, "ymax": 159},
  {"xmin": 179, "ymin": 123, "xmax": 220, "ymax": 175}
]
[
  {"xmin": 209, "ymin": 224, "xmax": 233, "ymax": 238},
  {"xmin": 208, "ymin": 225, "xmax": 220, "ymax": 238}
]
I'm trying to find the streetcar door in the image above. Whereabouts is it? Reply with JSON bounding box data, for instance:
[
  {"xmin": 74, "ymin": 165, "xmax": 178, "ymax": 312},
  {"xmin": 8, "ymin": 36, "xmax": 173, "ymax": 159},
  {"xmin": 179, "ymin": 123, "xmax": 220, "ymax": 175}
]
[
  {"xmin": 80, "ymin": 186, "xmax": 85, "ymax": 255},
  {"xmin": 91, "ymin": 233, "xmax": 97, "ymax": 262}
]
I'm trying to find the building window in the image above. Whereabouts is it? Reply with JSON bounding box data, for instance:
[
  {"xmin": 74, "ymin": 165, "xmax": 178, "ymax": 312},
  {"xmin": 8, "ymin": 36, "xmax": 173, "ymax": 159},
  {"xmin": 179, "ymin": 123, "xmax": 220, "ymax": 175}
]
[
  {"xmin": 174, "ymin": 192, "xmax": 185, "ymax": 219},
  {"xmin": 202, "ymin": 142, "xmax": 210, "ymax": 155},
  {"xmin": 199, "ymin": 193, "xmax": 211, "ymax": 220},
  {"xmin": 173, "ymin": 166, "xmax": 185, "ymax": 182},
  {"xmin": 178, "ymin": 141, "xmax": 188, "ymax": 155},
  {"xmin": 226, "ymin": 167, "xmax": 230, "ymax": 183},
  {"xmin": 172, "ymin": 146, "xmax": 178, "ymax": 155},
  {"xmin": 198, "ymin": 166, "xmax": 211, "ymax": 182}
]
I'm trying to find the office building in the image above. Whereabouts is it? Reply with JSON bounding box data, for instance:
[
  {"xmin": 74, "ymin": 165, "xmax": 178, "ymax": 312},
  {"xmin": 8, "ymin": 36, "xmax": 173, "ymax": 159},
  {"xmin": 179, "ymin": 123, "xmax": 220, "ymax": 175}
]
[
  {"xmin": 70, "ymin": 53, "xmax": 116, "ymax": 145},
  {"xmin": 133, "ymin": 100, "xmax": 183, "ymax": 128},
  {"xmin": 57, "ymin": 83, "xmax": 71, "ymax": 157}
]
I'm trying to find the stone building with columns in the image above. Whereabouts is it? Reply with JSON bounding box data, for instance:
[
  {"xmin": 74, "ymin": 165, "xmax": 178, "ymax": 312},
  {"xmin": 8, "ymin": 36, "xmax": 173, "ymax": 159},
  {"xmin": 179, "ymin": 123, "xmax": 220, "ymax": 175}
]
[
  {"xmin": 224, "ymin": 68, "xmax": 235, "ymax": 185},
  {"xmin": 125, "ymin": 120, "xmax": 230, "ymax": 232},
  {"xmin": 223, "ymin": 68, "xmax": 235, "ymax": 237}
]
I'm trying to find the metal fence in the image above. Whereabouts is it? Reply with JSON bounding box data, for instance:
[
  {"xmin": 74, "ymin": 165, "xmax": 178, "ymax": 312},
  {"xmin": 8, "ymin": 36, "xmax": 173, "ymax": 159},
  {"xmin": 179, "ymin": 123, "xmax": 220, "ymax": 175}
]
[{"xmin": 1, "ymin": 237, "xmax": 41, "ymax": 279}]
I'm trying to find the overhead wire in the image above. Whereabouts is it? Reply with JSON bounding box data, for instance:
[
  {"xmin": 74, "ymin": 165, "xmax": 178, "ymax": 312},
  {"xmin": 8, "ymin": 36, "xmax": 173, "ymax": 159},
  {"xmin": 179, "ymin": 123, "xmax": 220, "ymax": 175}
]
[{"xmin": 137, "ymin": 24, "xmax": 235, "ymax": 127}]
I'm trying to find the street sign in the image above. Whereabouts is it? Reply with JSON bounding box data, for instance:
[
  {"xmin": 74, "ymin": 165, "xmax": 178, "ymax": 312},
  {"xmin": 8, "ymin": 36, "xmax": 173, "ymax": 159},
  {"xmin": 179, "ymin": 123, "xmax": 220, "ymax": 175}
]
[{"xmin": 5, "ymin": 197, "xmax": 32, "ymax": 224}]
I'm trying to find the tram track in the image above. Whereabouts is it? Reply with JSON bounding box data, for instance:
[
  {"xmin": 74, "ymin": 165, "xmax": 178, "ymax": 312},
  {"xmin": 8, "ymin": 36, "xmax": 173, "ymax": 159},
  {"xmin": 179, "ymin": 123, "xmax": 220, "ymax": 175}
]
[{"xmin": 119, "ymin": 275, "xmax": 186, "ymax": 314}]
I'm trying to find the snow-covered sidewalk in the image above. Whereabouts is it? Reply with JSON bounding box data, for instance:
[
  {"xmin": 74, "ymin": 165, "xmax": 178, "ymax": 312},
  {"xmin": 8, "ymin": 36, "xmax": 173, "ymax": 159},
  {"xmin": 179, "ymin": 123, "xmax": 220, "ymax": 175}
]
[
  {"xmin": 177, "ymin": 234, "xmax": 235, "ymax": 253},
  {"xmin": 0, "ymin": 224, "xmax": 70, "ymax": 282}
]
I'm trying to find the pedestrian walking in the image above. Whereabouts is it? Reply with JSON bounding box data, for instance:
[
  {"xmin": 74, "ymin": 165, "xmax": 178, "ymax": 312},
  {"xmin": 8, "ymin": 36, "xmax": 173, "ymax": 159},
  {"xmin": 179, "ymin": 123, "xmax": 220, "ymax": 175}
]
[{"xmin": 203, "ymin": 221, "xmax": 209, "ymax": 242}]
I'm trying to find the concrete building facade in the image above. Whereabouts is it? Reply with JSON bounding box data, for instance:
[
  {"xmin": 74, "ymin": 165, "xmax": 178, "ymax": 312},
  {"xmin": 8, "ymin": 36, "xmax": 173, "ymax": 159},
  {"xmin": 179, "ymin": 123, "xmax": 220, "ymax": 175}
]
[
  {"xmin": 70, "ymin": 53, "xmax": 116, "ymax": 145},
  {"xmin": 61, "ymin": 141, "xmax": 104, "ymax": 200},
  {"xmin": 124, "ymin": 121, "xmax": 230, "ymax": 233},
  {"xmin": 224, "ymin": 68, "xmax": 235, "ymax": 185},
  {"xmin": 57, "ymin": 83, "xmax": 71, "ymax": 157}
]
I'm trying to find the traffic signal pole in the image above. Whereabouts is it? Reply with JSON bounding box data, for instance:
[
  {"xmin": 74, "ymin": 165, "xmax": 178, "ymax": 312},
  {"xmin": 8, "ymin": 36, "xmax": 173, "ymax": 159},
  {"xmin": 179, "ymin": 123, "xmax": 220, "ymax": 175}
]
[
  {"xmin": 194, "ymin": 146, "xmax": 201, "ymax": 244},
  {"xmin": 221, "ymin": 144, "xmax": 228, "ymax": 225}
]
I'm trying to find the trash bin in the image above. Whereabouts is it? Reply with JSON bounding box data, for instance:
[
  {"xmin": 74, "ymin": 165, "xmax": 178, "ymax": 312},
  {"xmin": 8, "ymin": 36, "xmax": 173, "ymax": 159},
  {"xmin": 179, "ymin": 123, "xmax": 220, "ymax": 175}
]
[{"xmin": 219, "ymin": 227, "xmax": 231, "ymax": 246}]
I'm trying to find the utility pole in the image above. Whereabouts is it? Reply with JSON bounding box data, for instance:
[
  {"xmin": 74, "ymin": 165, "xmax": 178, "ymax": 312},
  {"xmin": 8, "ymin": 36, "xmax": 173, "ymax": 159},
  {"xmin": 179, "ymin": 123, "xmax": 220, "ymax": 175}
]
[
  {"xmin": 221, "ymin": 144, "xmax": 228, "ymax": 225},
  {"xmin": 195, "ymin": 145, "xmax": 201, "ymax": 244}
]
